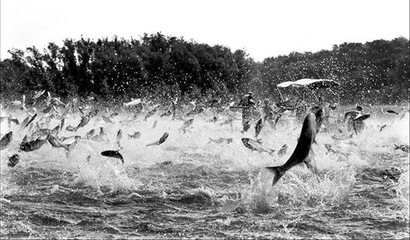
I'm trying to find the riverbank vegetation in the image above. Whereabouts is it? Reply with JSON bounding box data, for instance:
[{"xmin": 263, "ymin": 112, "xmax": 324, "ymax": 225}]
[{"xmin": 1, "ymin": 33, "xmax": 408, "ymax": 105}]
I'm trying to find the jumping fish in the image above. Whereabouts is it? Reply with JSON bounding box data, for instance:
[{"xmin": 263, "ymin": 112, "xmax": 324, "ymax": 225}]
[
  {"xmin": 21, "ymin": 135, "xmax": 28, "ymax": 145},
  {"xmin": 8, "ymin": 154, "xmax": 20, "ymax": 167},
  {"xmin": 10, "ymin": 117, "xmax": 19, "ymax": 125},
  {"xmin": 60, "ymin": 118, "xmax": 65, "ymax": 132},
  {"xmin": 343, "ymin": 110, "xmax": 361, "ymax": 123},
  {"xmin": 180, "ymin": 118, "xmax": 194, "ymax": 133},
  {"xmin": 101, "ymin": 150, "xmax": 124, "ymax": 164},
  {"xmin": 354, "ymin": 114, "xmax": 370, "ymax": 121},
  {"xmin": 379, "ymin": 124, "xmax": 387, "ymax": 133},
  {"xmin": 187, "ymin": 106, "xmax": 204, "ymax": 116},
  {"xmin": 124, "ymin": 98, "xmax": 142, "ymax": 107},
  {"xmin": 243, "ymin": 120, "xmax": 251, "ymax": 133},
  {"xmin": 78, "ymin": 106, "xmax": 86, "ymax": 116},
  {"xmin": 128, "ymin": 131, "xmax": 141, "ymax": 139},
  {"xmin": 88, "ymin": 109, "xmax": 99, "ymax": 118},
  {"xmin": 50, "ymin": 125, "xmax": 60, "ymax": 136},
  {"xmin": 76, "ymin": 114, "xmax": 91, "ymax": 130},
  {"xmin": 47, "ymin": 135, "xmax": 70, "ymax": 151},
  {"xmin": 116, "ymin": 129, "xmax": 123, "ymax": 148},
  {"xmin": 146, "ymin": 132, "xmax": 169, "ymax": 146},
  {"xmin": 144, "ymin": 108, "xmax": 157, "ymax": 121},
  {"xmin": 85, "ymin": 129, "xmax": 96, "ymax": 139},
  {"xmin": 33, "ymin": 90, "xmax": 46, "ymax": 99},
  {"xmin": 241, "ymin": 138, "xmax": 275, "ymax": 155},
  {"xmin": 2, "ymin": 116, "xmax": 19, "ymax": 126},
  {"xmin": 52, "ymin": 97, "xmax": 66, "ymax": 107},
  {"xmin": 31, "ymin": 128, "xmax": 51, "ymax": 140},
  {"xmin": 207, "ymin": 116, "xmax": 218, "ymax": 123},
  {"xmin": 324, "ymin": 143, "xmax": 337, "ymax": 154},
  {"xmin": 109, "ymin": 112, "xmax": 119, "ymax": 118},
  {"xmin": 22, "ymin": 113, "xmax": 37, "ymax": 128},
  {"xmin": 66, "ymin": 125, "xmax": 77, "ymax": 132},
  {"xmin": 386, "ymin": 110, "xmax": 399, "ymax": 115},
  {"xmin": 20, "ymin": 138, "xmax": 48, "ymax": 152},
  {"xmin": 394, "ymin": 144, "xmax": 409, "ymax": 153},
  {"xmin": 255, "ymin": 118, "xmax": 263, "ymax": 138},
  {"xmin": 42, "ymin": 105, "xmax": 54, "ymax": 114},
  {"xmin": 92, "ymin": 127, "xmax": 107, "ymax": 142},
  {"xmin": 0, "ymin": 131, "xmax": 13, "ymax": 150},
  {"xmin": 266, "ymin": 112, "xmax": 319, "ymax": 187},
  {"xmin": 102, "ymin": 115, "xmax": 114, "ymax": 123},
  {"xmin": 59, "ymin": 135, "xmax": 81, "ymax": 145},
  {"xmin": 160, "ymin": 110, "xmax": 172, "ymax": 117},
  {"xmin": 209, "ymin": 137, "xmax": 233, "ymax": 144}
]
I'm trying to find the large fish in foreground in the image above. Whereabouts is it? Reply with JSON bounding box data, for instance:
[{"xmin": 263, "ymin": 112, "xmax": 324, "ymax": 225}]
[
  {"xmin": 146, "ymin": 132, "xmax": 169, "ymax": 146},
  {"xmin": 266, "ymin": 112, "xmax": 318, "ymax": 187},
  {"xmin": 241, "ymin": 138, "xmax": 275, "ymax": 155}
]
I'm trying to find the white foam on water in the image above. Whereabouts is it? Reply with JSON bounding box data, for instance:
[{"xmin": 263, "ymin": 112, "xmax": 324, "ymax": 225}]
[{"xmin": 1, "ymin": 106, "xmax": 409, "ymax": 212}]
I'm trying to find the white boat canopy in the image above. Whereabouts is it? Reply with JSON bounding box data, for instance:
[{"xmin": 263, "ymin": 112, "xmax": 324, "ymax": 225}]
[{"xmin": 277, "ymin": 78, "xmax": 340, "ymax": 89}]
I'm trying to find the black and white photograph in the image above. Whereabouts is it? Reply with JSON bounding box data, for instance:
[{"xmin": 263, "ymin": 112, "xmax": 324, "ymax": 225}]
[{"xmin": 0, "ymin": 0, "xmax": 409, "ymax": 239}]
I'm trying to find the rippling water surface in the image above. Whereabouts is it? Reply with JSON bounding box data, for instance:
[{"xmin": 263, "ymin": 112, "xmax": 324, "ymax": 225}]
[{"xmin": 1, "ymin": 105, "xmax": 409, "ymax": 239}]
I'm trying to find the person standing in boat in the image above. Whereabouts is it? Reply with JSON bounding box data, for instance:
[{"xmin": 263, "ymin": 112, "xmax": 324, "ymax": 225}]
[{"xmin": 238, "ymin": 92, "xmax": 256, "ymax": 132}]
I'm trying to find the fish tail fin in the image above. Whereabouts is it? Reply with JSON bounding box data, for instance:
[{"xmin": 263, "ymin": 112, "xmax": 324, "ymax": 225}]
[{"xmin": 265, "ymin": 166, "xmax": 284, "ymax": 186}]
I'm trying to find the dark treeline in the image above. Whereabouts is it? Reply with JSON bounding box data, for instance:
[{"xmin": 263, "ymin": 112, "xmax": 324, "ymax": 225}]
[
  {"xmin": 0, "ymin": 33, "xmax": 408, "ymax": 104},
  {"xmin": 258, "ymin": 37, "xmax": 409, "ymax": 104}
]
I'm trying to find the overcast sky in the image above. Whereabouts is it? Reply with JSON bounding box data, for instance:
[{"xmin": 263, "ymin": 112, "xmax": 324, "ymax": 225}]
[{"xmin": 1, "ymin": 0, "xmax": 409, "ymax": 61}]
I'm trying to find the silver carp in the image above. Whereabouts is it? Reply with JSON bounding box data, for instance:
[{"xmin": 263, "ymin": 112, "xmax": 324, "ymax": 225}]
[{"xmin": 266, "ymin": 112, "xmax": 318, "ymax": 187}]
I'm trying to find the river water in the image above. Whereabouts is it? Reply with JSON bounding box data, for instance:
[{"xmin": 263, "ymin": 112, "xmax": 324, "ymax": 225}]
[{"xmin": 1, "ymin": 105, "xmax": 409, "ymax": 239}]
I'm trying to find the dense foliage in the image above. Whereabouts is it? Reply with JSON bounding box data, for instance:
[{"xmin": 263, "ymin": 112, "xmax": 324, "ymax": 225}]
[
  {"xmin": 0, "ymin": 33, "xmax": 408, "ymax": 104},
  {"xmin": 258, "ymin": 37, "xmax": 409, "ymax": 104}
]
